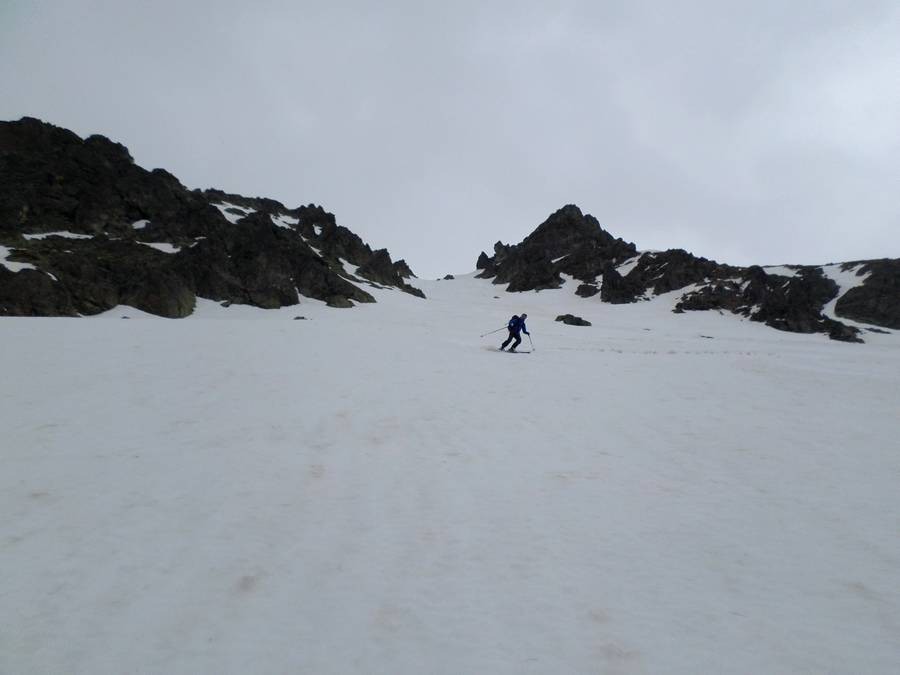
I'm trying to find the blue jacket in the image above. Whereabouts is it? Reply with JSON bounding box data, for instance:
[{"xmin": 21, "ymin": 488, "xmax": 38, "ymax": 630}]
[{"xmin": 508, "ymin": 315, "xmax": 529, "ymax": 335}]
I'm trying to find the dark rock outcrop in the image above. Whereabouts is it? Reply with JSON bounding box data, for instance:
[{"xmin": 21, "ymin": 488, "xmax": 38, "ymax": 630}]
[
  {"xmin": 575, "ymin": 283, "xmax": 599, "ymax": 298},
  {"xmin": 600, "ymin": 264, "xmax": 646, "ymax": 304},
  {"xmin": 632, "ymin": 249, "xmax": 739, "ymax": 296},
  {"xmin": 393, "ymin": 259, "xmax": 415, "ymax": 278},
  {"xmin": 748, "ymin": 267, "xmax": 839, "ymax": 334},
  {"xmin": 834, "ymin": 260, "xmax": 900, "ymax": 329},
  {"xmin": 674, "ymin": 265, "xmax": 866, "ymax": 340},
  {"xmin": 556, "ymin": 314, "xmax": 591, "ymax": 326},
  {"xmin": 176, "ymin": 211, "xmax": 375, "ymax": 309},
  {"xmin": 0, "ymin": 117, "xmax": 422, "ymax": 317},
  {"xmin": 0, "ymin": 266, "xmax": 75, "ymax": 316},
  {"xmin": 354, "ymin": 248, "xmax": 425, "ymax": 298},
  {"xmin": 673, "ymin": 281, "xmax": 744, "ymax": 313},
  {"xmin": 826, "ymin": 319, "xmax": 864, "ymax": 343},
  {"xmin": 475, "ymin": 244, "xmax": 505, "ymax": 279},
  {"xmin": 476, "ymin": 205, "xmax": 637, "ymax": 291},
  {"xmin": 480, "ymin": 204, "xmax": 894, "ymax": 343}
]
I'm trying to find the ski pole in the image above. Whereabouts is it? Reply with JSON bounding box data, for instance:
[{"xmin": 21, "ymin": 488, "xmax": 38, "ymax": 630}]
[
  {"xmin": 480, "ymin": 326, "xmax": 507, "ymax": 338},
  {"xmin": 528, "ymin": 334, "xmax": 535, "ymax": 351}
]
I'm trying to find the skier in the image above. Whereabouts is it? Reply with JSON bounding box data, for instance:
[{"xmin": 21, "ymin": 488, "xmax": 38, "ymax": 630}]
[{"xmin": 500, "ymin": 313, "xmax": 529, "ymax": 352}]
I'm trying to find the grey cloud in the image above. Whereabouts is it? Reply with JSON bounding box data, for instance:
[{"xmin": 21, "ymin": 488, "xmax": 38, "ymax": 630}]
[{"xmin": 1, "ymin": 0, "xmax": 897, "ymax": 277}]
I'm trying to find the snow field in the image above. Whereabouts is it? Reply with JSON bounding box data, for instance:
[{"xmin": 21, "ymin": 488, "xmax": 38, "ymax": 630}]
[{"xmin": 1, "ymin": 274, "xmax": 899, "ymax": 674}]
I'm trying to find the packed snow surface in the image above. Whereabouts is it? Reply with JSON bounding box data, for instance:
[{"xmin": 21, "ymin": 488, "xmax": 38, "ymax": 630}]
[
  {"xmin": 2, "ymin": 274, "xmax": 898, "ymax": 674},
  {"xmin": 271, "ymin": 213, "xmax": 299, "ymax": 229}
]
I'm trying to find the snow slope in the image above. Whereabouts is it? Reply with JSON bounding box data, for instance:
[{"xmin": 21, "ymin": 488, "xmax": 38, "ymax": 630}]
[{"xmin": 2, "ymin": 274, "xmax": 899, "ymax": 674}]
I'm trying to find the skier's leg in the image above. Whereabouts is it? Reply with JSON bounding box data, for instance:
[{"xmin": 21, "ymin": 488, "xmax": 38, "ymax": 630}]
[
  {"xmin": 510, "ymin": 334, "xmax": 522, "ymax": 351},
  {"xmin": 500, "ymin": 331, "xmax": 513, "ymax": 350}
]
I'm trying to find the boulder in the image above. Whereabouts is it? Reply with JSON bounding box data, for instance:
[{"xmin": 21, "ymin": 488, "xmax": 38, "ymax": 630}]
[
  {"xmin": 575, "ymin": 283, "xmax": 599, "ymax": 298},
  {"xmin": 556, "ymin": 314, "xmax": 592, "ymax": 326},
  {"xmin": 825, "ymin": 319, "xmax": 863, "ymax": 343}
]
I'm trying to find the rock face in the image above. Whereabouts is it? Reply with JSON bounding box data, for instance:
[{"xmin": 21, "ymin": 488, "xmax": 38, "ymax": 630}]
[
  {"xmin": 834, "ymin": 260, "xmax": 900, "ymax": 329},
  {"xmin": 0, "ymin": 117, "xmax": 424, "ymax": 317},
  {"xmin": 477, "ymin": 205, "xmax": 637, "ymax": 291},
  {"xmin": 599, "ymin": 263, "xmax": 645, "ymax": 304},
  {"xmin": 476, "ymin": 205, "xmax": 899, "ymax": 343},
  {"xmin": 673, "ymin": 266, "xmax": 865, "ymax": 343}
]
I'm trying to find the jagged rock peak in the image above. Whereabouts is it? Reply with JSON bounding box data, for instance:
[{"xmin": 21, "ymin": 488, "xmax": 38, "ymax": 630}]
[
  {"xmin": 475, "ymin": 204, "xmax": 638, "ymax": 292},
  {"xmin": 0, "ymin": 116, "xmax": 132, "ymax": 166},
  {"xmin": 523, "ymin": 204, "xmax": 609, "ymax": 248}
]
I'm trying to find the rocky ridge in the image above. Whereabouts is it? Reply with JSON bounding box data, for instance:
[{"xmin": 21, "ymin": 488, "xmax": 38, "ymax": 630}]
[
  {"xmin": 0, "ymin": 117, "xmax": 423, "ymax": 317},
  {"xmin": 476, "ymin": 205, "xmax": 899, "ymax": 343},
  {"xmin": 3, "ymin": 118, "xmax": 896, "ymax": 342}
]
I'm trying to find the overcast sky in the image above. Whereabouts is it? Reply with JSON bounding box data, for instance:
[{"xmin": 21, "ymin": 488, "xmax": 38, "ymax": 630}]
[{"xmin": 2, "ymin": 0, "xmax": 898, "ymax": 277}]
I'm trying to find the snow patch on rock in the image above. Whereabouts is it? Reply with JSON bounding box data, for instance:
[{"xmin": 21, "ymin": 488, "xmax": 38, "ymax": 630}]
[
  {"xmin": 271, "ymin": 214, "xmax": 299, "ymax": 229},
  {"xmin": 762, "ymin": 265, "xmax": 802, "ymax": 277},
  {"xmin": 213, "ymin": 202, "xmax": 256, "ymax": 224},
  {"xmin": 0, "ymin": 245, "xmax": 37, "ymax": 272},
  {"xmin": 23, "ymin": 231, "xmax": 93, "ymax": 240},
  {"xmin": 616, "ymin": 253, "xmax": 644, "ymax": 277},
  {"xmin": 139, "ymin": 242, "xmax": 179, "ymax": 254},
  {"xmin": 820, "ymin": 263, "xmax": 872, "ymax": 326}
]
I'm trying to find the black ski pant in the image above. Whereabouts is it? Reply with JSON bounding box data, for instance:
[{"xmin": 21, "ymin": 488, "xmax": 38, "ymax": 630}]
[{"xmin": 501, "ymin": 330, "xmax": 521, "ymax": 350}]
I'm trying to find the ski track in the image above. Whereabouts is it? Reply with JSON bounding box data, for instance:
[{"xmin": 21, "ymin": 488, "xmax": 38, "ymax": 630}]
[{"xmin": 1, "ymin": 274, "xmax": 899, "ymax": 674}]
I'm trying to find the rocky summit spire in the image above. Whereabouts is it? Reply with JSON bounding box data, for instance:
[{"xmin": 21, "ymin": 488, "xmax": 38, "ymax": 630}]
[{"xmin": 475, "ymin": 204, "xmax": 638, "ymax": 292}]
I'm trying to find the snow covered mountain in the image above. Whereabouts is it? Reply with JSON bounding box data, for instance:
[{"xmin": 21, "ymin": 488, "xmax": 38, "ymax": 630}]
[
  {"xmin": 476, "ymin": 205, "xmax": 900, "ymax": 343},
  {"xmin": 2, "ymin": 118, "xmax": 898, "ymax": 345},
  {"xmin": 0, "ymin": 117, "xmax": 422, "ymax": 318}
]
